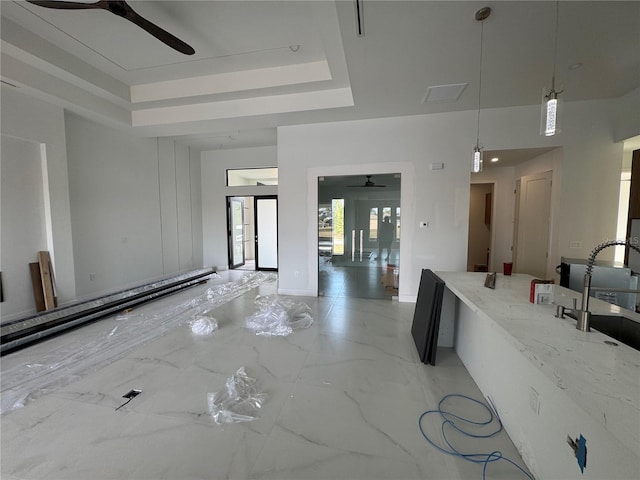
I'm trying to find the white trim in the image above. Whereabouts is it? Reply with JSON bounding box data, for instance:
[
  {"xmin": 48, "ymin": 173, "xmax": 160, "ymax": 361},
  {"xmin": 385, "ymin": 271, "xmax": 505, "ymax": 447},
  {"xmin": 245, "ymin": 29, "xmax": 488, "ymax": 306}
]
[
  {"xmin": 398, "ymin": 294, "xmax": 417, "ymax": 303},
  {"xmin": 277, "ymin": 288, "xmax": 317, "ymax": 297}
]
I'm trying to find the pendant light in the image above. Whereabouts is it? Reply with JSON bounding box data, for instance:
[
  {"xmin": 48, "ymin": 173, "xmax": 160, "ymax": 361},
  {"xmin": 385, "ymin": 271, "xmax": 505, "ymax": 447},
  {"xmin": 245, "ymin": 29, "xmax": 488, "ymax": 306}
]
[
  {"xmin": 472, "ymin": 7, "xmax": 490, "ymax": 174},
  {"xmin": 541, "ymin": 0, "xmax": 563, "ymax": 136}
]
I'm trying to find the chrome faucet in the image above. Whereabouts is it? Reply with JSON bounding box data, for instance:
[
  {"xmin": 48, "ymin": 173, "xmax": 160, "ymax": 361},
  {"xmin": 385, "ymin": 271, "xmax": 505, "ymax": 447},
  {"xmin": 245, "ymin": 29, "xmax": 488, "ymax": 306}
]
[{"xmin": 557, "ymin": 240, "xmax": 640, "ymax": 331}]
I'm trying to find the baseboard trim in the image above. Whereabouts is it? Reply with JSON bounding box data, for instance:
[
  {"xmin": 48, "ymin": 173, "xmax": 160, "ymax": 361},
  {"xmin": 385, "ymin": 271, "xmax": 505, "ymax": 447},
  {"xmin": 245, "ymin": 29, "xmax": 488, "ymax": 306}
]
[{"xmin": 277, "ymin": 288, "xmax": 317, "ymax": 297}]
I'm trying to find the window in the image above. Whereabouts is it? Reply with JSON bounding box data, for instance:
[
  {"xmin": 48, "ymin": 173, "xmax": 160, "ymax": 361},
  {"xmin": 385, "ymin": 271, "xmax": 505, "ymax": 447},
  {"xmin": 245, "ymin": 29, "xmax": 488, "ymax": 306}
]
[
  {"xmin": 318, "ymin": 203, "xmax": 332, "ymax": 256},
  {"xmin": 227, "ymin": 168, "xmax": 278, "ymax": 186},
  {"xmin": 332, "ymin": 199, "xmax": 344, "ymax": 255},
  {"xmin": 369, "ymin": 208, "xmax": 379, "ymax": 241},
  {"xmin": 319, "ymin": 199, "xmax": 344, "ymax": 255},
  {"xmin": 396, "ymin": 207, "xmax": 401, "ymax": 240}
]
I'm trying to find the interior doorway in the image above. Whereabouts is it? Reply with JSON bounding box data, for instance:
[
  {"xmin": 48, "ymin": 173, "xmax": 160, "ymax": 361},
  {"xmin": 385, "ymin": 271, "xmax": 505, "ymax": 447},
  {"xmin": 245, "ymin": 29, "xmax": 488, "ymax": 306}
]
[
  {"xmin": 226, "ymin": 195, "xmax": 278, "ymax": 272},
  {"xmin": 317, "ymin": 174, "xmax": 401, "ymax": 299},
  {"xmin": 467, "ymin": 183, "xmax": 494, "ymax": 272},
  {"xmin": 513, "ymin": 171, "xmax": 552, "ymax": 278}
]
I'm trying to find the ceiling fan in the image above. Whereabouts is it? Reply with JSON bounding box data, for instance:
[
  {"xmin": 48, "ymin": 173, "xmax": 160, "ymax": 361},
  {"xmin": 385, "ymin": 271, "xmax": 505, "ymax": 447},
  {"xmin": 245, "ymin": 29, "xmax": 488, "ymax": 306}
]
[
  {"xmin": 26, "ymin": 1, "xmax": 195, "ymax": 55},
  {"xmin": 348, "ymin": 175, "xmax": 387, "ymax": 188}
]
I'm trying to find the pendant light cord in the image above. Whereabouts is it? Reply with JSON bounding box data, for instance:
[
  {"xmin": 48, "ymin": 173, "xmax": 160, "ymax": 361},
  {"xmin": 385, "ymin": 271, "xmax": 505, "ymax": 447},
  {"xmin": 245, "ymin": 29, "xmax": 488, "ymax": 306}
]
[
  {"xmin": 551, "ymin": 0, "xmax": 560, "ymax": 91},
  {"xmin": 476, "ymin": 15, "xmax": 485, "ymax": 147}
]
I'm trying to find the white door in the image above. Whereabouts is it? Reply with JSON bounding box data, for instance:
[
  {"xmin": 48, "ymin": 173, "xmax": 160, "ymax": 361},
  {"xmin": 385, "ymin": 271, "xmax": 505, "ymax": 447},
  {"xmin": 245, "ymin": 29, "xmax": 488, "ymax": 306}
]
[
  {"xmin": 255, "ymin": 197, "xmax": 278, "ymax": 270},
  {"xmin": 514, "ymin": 171, "xmax": 552, "ymax": 278}
]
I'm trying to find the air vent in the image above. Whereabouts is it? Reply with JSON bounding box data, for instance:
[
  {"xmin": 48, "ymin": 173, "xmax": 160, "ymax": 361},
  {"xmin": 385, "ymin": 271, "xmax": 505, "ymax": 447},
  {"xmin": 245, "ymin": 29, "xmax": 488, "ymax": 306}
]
[{"xmin": 422, "ymin": 83, "xmax": 467, "ymax": 104}]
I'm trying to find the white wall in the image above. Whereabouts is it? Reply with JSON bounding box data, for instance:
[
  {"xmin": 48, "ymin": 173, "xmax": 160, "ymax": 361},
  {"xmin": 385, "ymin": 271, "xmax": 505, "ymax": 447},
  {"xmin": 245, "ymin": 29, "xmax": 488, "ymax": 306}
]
[
  {"xmin": 158, "ymin": 139, "xmax": 199, "ymax": 273},
  {"xmin": 612, "ymin": 86, "xmax": 640, "ymax": 143},
  {"xmin": 65, "ymin": 112, "xmax": 203, "ymax": 299},
  {"xmin": 278, "ymin": 112, "xmax": 474, "ymax": 300},
  {"xmin": 189, "ymin": 148, "xmax": 204, "ymax": 269},
  {"xmin": 1, "ymin": 135, "xmax": 48, "ymax": 319},
  {"xmin": 201, "ymin": 146, "xmax": 277, "ymax": 270},
  {"xmin": 1, "ymin": 88, "xmax": 204, "ymax": 312},
  {"xmin": 0, "ymin": 86, "xmax": 76, "ymax": 305},
  {"xmin": 480, "ymin": 100, "xmax": 623, "ymax": 265},
  {"xmin": 277, "ymin": 98, "xmax": 626, "ymax": 300}
]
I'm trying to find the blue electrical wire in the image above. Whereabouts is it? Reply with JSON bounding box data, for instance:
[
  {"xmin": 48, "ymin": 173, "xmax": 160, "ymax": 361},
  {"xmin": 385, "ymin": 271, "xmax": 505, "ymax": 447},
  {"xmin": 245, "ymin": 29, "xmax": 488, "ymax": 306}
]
[{"xmin": 418, "ymin": 394, "xmax": 535, "ymax": 480}]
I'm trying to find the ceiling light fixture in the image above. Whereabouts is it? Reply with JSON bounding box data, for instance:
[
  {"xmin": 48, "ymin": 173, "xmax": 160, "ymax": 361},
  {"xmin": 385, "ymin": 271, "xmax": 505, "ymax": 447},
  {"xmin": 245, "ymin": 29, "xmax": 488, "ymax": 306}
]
[
  {"xmin": 491, "ymin": 157, "xmax": 499, "ymax": 163},
  {"xmin": 541, "ymin": 0, "xmax": 563, "ymax": 136},
  {"xmin": 472, "ymin": 7, "xmax": 490, "ymax": 174}
]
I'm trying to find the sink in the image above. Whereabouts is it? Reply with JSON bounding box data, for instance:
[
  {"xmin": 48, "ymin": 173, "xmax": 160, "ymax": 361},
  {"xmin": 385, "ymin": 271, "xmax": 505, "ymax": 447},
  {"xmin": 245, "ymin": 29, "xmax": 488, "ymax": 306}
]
[{"xmin": 589, "ymin": 315, "xmax": 640, "ymax": 351}]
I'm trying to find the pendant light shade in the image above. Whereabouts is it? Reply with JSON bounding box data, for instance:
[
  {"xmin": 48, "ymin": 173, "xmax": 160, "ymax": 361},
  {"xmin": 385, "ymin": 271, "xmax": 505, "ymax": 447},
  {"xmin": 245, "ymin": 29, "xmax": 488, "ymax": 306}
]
[
  {"xmin": 541, "ymin": 0, "xmax": 563, "ymax": 136},
  {"xmin": 541, "ymin": 85, "xmax": 562, "ymax": 136},
  {"xmin": 471, "ymin": 7, "xmax": 490, "ymax": 173},
  {"xmin": 472, "ymin": 146, "xmax": 483, "ymax": 174}
]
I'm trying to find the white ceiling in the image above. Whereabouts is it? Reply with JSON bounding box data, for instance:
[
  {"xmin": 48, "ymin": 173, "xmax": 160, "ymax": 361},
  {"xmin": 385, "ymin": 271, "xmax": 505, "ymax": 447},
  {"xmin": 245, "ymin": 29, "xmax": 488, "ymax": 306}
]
[{"xmin": 2, "ymin": 1, "xmax": 639, "ymax": 158}]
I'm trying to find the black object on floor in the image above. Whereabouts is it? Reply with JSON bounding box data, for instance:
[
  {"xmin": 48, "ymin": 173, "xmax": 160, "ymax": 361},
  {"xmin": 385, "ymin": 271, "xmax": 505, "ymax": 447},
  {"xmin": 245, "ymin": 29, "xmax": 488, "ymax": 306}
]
[
  {"xmin": 115, "ymin": 389, "xmax": 143, "ymax": 411},
  {"xmin": 411, "ymin": 269, "xmax": 445, "ymax": 365},
  {"xmin": 1, "ymin": 267, "xmax": 216, "ymax": 355}
]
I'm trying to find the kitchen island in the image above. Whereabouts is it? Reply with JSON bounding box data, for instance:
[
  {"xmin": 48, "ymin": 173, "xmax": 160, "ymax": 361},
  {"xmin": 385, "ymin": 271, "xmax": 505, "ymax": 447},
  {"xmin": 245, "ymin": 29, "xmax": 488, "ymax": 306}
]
[{"xmin": 437, "ymin": 272, "xmax": 639, "ymax": 480}]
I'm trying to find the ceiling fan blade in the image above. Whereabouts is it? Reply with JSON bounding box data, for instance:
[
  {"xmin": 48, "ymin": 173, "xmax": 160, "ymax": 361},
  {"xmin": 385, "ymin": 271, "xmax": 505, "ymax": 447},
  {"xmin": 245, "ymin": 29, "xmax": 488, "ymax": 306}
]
[
  {"xmin": 347, "ymin": 183, "xmax": 387, "ymax": 188},
  {"xmin": 116, "ymin": 2, "xmax": 195, "ymax": 55},
  {"xmin": 27, "ymin": 0, "xmax": 195, "ymax": 56},
  {"xmin": 26, "ymin": 1, "xmax": 102, "ymax": 10}
]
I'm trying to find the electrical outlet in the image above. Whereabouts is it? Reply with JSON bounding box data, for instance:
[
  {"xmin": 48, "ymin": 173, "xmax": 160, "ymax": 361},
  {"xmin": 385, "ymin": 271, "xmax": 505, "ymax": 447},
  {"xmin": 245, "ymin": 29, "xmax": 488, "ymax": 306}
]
[{"xmin": 570, "ymin": 241, "xmax": 582, "ymax": 249}]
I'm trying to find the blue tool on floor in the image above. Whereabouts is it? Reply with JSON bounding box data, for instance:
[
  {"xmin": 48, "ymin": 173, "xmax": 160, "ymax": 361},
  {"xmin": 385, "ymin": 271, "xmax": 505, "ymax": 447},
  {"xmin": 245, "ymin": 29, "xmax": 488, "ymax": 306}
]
[{"xmin": 567, "ymin": 434, "xmax": 587, "ymax": 474}]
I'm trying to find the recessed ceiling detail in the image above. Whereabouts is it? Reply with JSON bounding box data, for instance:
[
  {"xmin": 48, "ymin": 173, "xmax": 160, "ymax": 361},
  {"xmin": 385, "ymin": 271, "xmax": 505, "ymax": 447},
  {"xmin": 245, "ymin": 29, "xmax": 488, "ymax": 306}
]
[
  {"xmin": 1, "ymin": 0, "xmax": 352, "ymax": 133},
  {"xmin": 131, "ymin": 60, "xmax": 332, "ymax": 103},
  {"xmin": 1, "ymin": 1, "xmax": 638, "ymax": 150},
  {"xmin": 132, "ymin": 87, "xmax": 354, "ymax": 127},
  {"xmin": 422, "ymin": 83, "xmax": 467, "ymax": 104}
]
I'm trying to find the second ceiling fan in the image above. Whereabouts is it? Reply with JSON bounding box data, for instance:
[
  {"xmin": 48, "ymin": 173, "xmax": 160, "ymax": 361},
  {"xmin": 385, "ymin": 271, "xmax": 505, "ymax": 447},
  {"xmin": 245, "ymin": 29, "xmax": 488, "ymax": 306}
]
[
  {"xmin": 26, "ymin": 1, "xmax": 195, "ymax": 55},
  {"xmin": 348, "ymin": 175, "xmax": 387, "ymax": 188}
]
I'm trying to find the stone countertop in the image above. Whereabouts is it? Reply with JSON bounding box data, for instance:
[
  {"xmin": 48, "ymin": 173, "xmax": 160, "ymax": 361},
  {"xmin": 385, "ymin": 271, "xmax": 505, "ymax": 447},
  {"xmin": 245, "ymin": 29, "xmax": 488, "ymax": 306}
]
[{"xmin": 436, "ymin": 271, "xmax": 640, "ymax": 454}]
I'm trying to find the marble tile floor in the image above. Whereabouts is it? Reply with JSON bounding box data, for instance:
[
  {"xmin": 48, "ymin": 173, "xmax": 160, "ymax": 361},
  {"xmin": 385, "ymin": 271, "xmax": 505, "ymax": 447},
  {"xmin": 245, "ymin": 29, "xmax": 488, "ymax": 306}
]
[
  {"xmin": 233, "ymin": 260, "xmax": 256, "ymax": 272},
  {"xmin": 1, "ymin": 271, "xmax": 531, "ymax": 480},
  {"xmin": 318, "ymin": 257, "xmax": 397, "ymax": 299}
]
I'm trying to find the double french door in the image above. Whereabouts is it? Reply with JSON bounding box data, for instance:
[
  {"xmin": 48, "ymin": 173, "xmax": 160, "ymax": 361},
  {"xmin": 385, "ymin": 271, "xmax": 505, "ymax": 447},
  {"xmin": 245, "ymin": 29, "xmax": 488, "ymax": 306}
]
[{"xmin": 227, "ymin": 196, "xmax": 278, "ymax": 271}]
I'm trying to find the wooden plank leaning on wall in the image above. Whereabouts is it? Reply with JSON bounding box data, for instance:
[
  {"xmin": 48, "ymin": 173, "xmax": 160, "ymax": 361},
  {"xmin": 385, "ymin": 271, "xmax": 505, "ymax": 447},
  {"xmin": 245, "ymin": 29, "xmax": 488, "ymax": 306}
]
[{"xmin": 37, "ymin": 251, "xmax": 57, "ymax": 310}]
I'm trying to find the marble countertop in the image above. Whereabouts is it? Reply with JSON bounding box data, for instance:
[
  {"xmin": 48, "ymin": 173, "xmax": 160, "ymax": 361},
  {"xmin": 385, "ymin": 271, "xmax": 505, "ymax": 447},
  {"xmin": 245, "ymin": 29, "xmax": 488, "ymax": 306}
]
[{"xmin": 436, "ymin": 272, "xmax": 640, "ymax": 454}]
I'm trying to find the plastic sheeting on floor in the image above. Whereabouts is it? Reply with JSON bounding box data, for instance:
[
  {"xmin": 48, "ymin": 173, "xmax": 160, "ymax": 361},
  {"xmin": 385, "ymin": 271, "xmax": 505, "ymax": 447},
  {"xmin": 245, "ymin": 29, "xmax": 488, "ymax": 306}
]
[
  {"xmin": 0, "ymin": 272, "xmax": 276, "ymax": 415},
  {"xmin": 245, "ymin": 294, "xmax": 313, "ymax": 336},
  {"xmin": 207, "ymin": 367, "xmax": 266, "ymax": 424}
]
